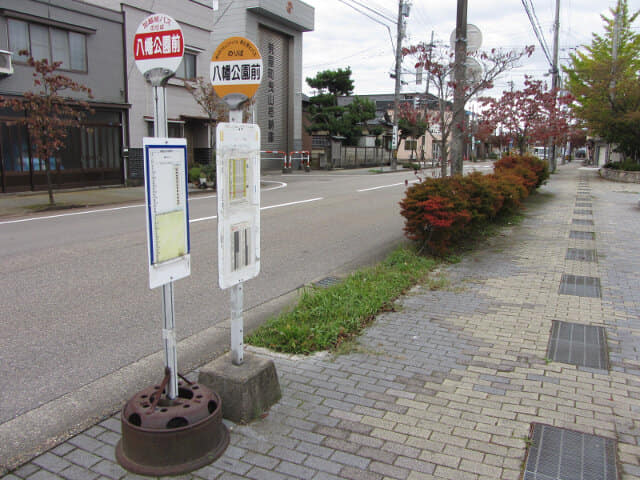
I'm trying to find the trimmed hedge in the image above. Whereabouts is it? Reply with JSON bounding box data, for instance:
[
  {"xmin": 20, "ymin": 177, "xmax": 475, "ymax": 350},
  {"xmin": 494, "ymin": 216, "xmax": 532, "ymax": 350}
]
[{"xmin": 399, "ymin": 154, "xmax": 549, "ymax": 255}]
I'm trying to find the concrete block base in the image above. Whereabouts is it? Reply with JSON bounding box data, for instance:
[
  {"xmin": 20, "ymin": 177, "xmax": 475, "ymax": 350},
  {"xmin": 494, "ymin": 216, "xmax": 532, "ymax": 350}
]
[{"xmin": 198, "ymin": 352, "xmax": 281, "ymax": 424}]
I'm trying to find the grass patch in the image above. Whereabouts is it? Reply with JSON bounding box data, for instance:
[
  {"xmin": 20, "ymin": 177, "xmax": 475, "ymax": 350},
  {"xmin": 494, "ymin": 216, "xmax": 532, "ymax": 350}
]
[{"xmin": 246, "ymin": 247, "xmax": 437, "ymax": 355}]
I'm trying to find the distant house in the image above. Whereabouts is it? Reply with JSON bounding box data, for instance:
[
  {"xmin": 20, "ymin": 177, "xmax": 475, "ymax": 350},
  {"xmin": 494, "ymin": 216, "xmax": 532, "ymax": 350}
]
[
  {"xmin": 0, "ymin": 0, "xmax": 128, "ymax": 192},
  {"xmin": 338, "ymin": 92, "xmax": 452, "ymax": 164}
]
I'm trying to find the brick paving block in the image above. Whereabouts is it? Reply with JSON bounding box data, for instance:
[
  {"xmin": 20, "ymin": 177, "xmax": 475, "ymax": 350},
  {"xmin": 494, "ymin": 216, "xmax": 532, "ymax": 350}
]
[
  {"xmin": 59, "ymin": 464, "xmax": 100, "ymax": 480},
  {"xmin": 339, "ymin": 466, "xmax": 383, "ymax": 480},
  {"xmin": 32, "ymin": 452, "xmax": 72, "ymax": 474},
  {"xmin": 11, "ymin": 463, "xmax": 40, "ymax": 478},
  {"xmin": 64, "ymin": 449, "xmax": 101, "ymax": 469},
  {"xmin": 244, "ymin": 466, "xmax": 290, "ymax": 480},
  {"xmin": 25, "ymin": 471, "xmax": 64, "ymax": 480},
  {"xmin": 89, "ymin": 460, "xmax": 126, "ymax": 480},
  {"xmin": 303, "ymin": 456, "xmax": 342, "ymax": 475}
]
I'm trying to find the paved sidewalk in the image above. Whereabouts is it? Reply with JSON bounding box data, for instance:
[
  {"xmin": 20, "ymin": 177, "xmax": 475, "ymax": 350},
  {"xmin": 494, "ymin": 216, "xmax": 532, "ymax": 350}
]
[{"xmin": 4, "ymin": 162, "xmax": 640, "ymax": 479}]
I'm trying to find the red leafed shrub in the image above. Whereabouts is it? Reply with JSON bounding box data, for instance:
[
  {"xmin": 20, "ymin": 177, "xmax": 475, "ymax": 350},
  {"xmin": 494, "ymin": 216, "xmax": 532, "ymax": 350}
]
[
  {"xmin": 400, "ymin": 154, "xmax": 547, "ymax": 255},
  {"xmin": 460, "ymin": 172, "xmax": 504, "ymax": 225},
  {"xmin": 493, "ymin": 173, "xmax": 528, "ymax": 214},
  {"xmin": 494, "ymin": 154, "xmax": 549, "ymax": 191}
]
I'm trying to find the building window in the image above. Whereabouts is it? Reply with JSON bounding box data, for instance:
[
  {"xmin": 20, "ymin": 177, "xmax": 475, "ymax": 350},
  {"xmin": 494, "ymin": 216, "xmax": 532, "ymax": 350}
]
[
  {"xmin": 8, "ymin": 19, "xmax": 87, "ymax": 72},
  {"xmin": 175, "ymin": 52, "xmax": 196, "ymax": 80},
  {"xmin": 404, "ymin": 139, "xmax": 417, "ymax": 151}
]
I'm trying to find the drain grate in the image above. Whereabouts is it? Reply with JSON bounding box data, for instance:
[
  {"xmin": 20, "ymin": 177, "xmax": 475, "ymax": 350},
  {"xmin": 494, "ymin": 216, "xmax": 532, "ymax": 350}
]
[
  {"xmin": 547, "ymin": 320, "xmax": 608, "ymax": 369},
  {"xmin": 570, "ymin": 230, "xmax": 595, "ymax": 240},
  {"xmin": 574, "ymin": 209, "xmax": 593, "ymax": 215},
  {"xmin": 314, "ymin": 276, "xmax": 341, "ymax": 288},
  {"xmin": 573, "ymin": 219, "xmax": 594, "ymax": 225},
  {"xmin": 566, "ymin": 248, "xmax": 597, "ymax": 262},
  {"xmin": 575, "ymin": 202, "xmax": 592, "ymax": 207},
  {"xmin": 559, "ymin": 274, "xmax": 601, "ymax": 298},
  {"xmin": 524, "ymin": 424, "xmax": 617, "ymax": 480}
]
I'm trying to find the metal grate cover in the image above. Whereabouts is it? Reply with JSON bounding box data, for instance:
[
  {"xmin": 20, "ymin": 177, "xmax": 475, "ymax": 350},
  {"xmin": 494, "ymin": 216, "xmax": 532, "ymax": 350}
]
[
  {"xmin": 573, "ymin": 219, "xmax": 594, "ymax": 225},
  {"xmin": 574, "ymin": 209, "xmax": 593, "ymax": 215},
  {"xmin": 547, "ymin": 320, "xmax": 608, "ymax": 369},
  {"xmin": 314, "ymin": 276, "xmax": 341, "ymax": 288},
  {"xmin": 559, "ymin": 274, "xmax": 601, "ymax": 298},
  {"xmin": 570, "ymin": 230, "xmax": 595, "ymax": 240},
  {"xmin": 575, "ymin": 202, "xmax": 592, "ymax": 207},
  {"xmin": 524, "ymin": 423, "xmax": 617, "ymax": 480},
  {"xmin": 566, "ymin": 248, "xmax": 597, "ymax": 262}
]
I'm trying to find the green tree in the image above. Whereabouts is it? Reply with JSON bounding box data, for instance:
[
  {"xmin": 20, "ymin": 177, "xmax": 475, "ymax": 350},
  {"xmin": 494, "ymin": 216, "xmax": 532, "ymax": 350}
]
[
  {"xmin": 306, "ymin": 67, "xmax": 354, "ymax": 97},
  {"xmin": 0, "ymin": 53, "xmax": 92, "ymax": 205},
  {"xmin": 564, "ymin": 0, "xmax": 640, "ymax": 159},
  {"xmin": 305, "ymin": 67, "xmax": 374, "ymax": 145}
]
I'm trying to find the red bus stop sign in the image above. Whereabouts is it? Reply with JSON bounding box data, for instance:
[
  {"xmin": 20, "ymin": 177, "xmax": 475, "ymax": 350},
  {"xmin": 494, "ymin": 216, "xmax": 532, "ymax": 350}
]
[{"xmin": 134, "ymin": 14, "xmax": 184, "ymax": 76}]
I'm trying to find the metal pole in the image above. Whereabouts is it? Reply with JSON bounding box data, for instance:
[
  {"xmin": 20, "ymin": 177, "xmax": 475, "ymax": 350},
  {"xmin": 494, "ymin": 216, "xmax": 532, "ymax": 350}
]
[
  {"xmin": 549, "ymin": 0, "xmax": 560, "ymax": 172},
  {"xmin": 229, "ymin": 106, "xmax": 244, "ymax": 366},
  {"xmin": 392, "ymin": 0, "xmax": 404, "ymax": 171},
  {"xmin": 152, "ymin": 75, "xmax": 178, "ymax": 400}
]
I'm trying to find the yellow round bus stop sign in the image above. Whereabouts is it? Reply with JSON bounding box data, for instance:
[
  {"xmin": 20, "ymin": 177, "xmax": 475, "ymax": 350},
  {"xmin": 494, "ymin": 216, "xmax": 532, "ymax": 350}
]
[{"xmin": 210, "ymin": 36, "xmax": 263, "ymax": 109}]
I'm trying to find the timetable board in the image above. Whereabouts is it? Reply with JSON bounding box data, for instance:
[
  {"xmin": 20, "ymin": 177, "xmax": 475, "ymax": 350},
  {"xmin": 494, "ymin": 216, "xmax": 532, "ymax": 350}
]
[
  {"xmin": 216, "ymin": 123, "xmax": 261, "ymax": 289},
  {"xmin": 143, "ymin": 138, "xmax": 191, "ymax": 289}
]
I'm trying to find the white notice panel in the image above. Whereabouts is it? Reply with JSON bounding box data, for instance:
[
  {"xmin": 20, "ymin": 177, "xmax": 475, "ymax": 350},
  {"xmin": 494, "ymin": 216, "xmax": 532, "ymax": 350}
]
[
  {"xmin": 143, "ymin": 137, "xmax": 191, "ymax": 289},
  {"xmin": 216, "ymin": 123, "xmax": 261, "ymax": 289}
]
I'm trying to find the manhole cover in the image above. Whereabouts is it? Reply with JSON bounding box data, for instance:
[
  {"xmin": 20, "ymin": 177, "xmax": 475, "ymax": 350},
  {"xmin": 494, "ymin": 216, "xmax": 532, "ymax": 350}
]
[
  {"xmin": 573, "ymin": 219, "xmax": 594, "ymax": 225},
  {"xmin": 570, "ymin": 231, "xmax": 595, "ymax": 240},
  {"xmin": 559, "ymin": 274, "xmax": 601, "ymax": 297},
  {"xmin": 314, "ymin": 276, "xmax": 341, "ymax": 288},
  {"xmin": 547, "ymin": 320, "xmax": 608, "ymax": 369},
  {"xmin": 524, "ymin": 423, "xmax": 617, "ymax": 480},
  {"xmin": 566, "ymin": 248, "xmax": 597, "ymax": 262},
  {"xmin": 574, "ymin": 209, "xmax": 593, "ymax": 215}
]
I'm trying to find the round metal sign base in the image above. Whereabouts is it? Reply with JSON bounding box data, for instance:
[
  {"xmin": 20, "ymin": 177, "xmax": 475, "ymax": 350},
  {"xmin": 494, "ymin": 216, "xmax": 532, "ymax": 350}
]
[{"xmin": 115, "ymin": 381, "xmax": 229, "ymax": 476}]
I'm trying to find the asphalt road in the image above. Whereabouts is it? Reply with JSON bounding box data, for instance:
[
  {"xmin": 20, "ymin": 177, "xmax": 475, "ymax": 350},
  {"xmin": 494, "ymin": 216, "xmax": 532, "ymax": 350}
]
[{"xmin": 1, "ymin": 167, "xmax": 441, "ymax": 467}]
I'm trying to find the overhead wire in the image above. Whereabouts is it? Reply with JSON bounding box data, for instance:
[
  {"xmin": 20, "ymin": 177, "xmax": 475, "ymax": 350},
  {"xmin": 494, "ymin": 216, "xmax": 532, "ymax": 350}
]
[
  {"xmin": 336, "ymin": 0, "xmax": 397, "ymax": 54},
  {"xmin": 521, "ymin": 0, "xmax": 553, "ymax": 66}
]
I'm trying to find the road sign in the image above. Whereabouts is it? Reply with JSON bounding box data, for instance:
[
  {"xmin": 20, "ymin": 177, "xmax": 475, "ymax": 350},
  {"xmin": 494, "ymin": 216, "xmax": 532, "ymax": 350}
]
[
  {"xmin": 210, "ymin": 36, "xmax": 263, "ymax": 108},
  {"xmin": 143, "ymin": 137, "xmax": 191, "ymax": 289},
  {"xmin": 449, "ymin": 24, "xmax": 483, "ymax": 52},
  {"xmin": 134, "ymin": 14, "xmax": 184, "ymax": 75},
  {"xmin": 216, "ymin": 122, "xmax": 261, "ymax": 290}
]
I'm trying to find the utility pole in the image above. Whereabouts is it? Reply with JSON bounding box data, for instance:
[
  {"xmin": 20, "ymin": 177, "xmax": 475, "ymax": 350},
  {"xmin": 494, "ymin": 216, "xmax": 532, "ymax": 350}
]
[
  {"xmin": 425, "ymin": 30, "xmax": 434, "ymax": 97},
  {"xmin": 451, "ymin": 0, "xmax": 468, "ymax": 176},
  {"xmin": 392, "ymin": 0, "xmax": 409, "ymax": 171},
  {"xmin": 607, "ymin": 0, "xmax": 621, "ymax": 164},
  {"xmin": 549, "ymin": 0, "xmax": 560, "ymax": 171}
]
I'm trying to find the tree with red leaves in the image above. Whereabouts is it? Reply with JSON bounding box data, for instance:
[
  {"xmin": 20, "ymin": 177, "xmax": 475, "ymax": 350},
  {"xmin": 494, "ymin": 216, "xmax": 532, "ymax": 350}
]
[
  {"xmin": 403, "ymin": 44, "xmax": 533, "ymax": 177},
  {"xmin": 0, "ymin": 52, "xmax": 92, "ymax": 205},
  {"xmin": 397, "ymin": 102, "xmax": 428, "ymax": 161},
  {"xmin": 478, "ymin": 77, "xmax": 574, "ymax": 156}
]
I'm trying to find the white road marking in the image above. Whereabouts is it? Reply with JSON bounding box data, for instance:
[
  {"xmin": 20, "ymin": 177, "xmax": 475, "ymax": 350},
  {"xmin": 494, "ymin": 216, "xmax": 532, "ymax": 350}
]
[
  {"xmin": 357, "ymin": 180, "xmax": 418, "ymax": 192},
  {"xmin": 0, "ymin": 181, "xmax": 289, "ymax": 226},
  {"xmin": 189, "ymin": 197, "xmax": 324, "ymax": 224}
]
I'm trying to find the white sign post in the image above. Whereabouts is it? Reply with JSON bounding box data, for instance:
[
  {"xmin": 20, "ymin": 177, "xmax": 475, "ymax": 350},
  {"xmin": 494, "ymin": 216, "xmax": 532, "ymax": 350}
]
[
  {"xmin": 135, "ymin": 13, "xmax": 185, "ymax": 400},
  {"xmin": 211, "ymin": 37, "xmax": 262, "ymax": 366}
]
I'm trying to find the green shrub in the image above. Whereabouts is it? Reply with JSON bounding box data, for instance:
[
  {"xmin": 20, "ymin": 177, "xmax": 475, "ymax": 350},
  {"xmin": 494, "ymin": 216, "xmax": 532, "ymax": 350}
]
[
  {"xmin": 604, "ymin": 160, "xmax": 640, "ymax": 171},
  {"xmin": 188, "ymin": 166, "xmax": 202, "ymax": 183},
  {"xmin": 200, "ymin": 164, "xmax": 216, "ymax": 185}
]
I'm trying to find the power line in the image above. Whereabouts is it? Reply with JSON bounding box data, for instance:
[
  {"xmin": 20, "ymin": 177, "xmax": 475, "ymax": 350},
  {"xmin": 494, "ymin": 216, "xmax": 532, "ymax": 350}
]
[
  {"xmin": 345, "ymin": 0, "xmax": 397, "ymax": 24},
  {"xmin": 336, "ymin": 0, "xmax": 397, "ymax": 54},
  {"xmin": 521, "ymin": 0, "xmax": 553, "ymax": 66}
]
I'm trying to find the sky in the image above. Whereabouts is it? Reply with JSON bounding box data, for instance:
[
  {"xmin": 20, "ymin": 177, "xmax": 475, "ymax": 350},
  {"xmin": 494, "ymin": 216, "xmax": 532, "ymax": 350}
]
[{"xmin": 301, "ymin": 0, "xmax": 630, "ymax": 100}]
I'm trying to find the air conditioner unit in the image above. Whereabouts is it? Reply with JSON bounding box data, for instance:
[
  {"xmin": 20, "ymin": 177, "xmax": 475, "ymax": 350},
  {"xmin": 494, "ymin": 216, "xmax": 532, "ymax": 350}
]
[{"xmin": 0, "ymin": 50, "xmax": 14, "ymax": 76}]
